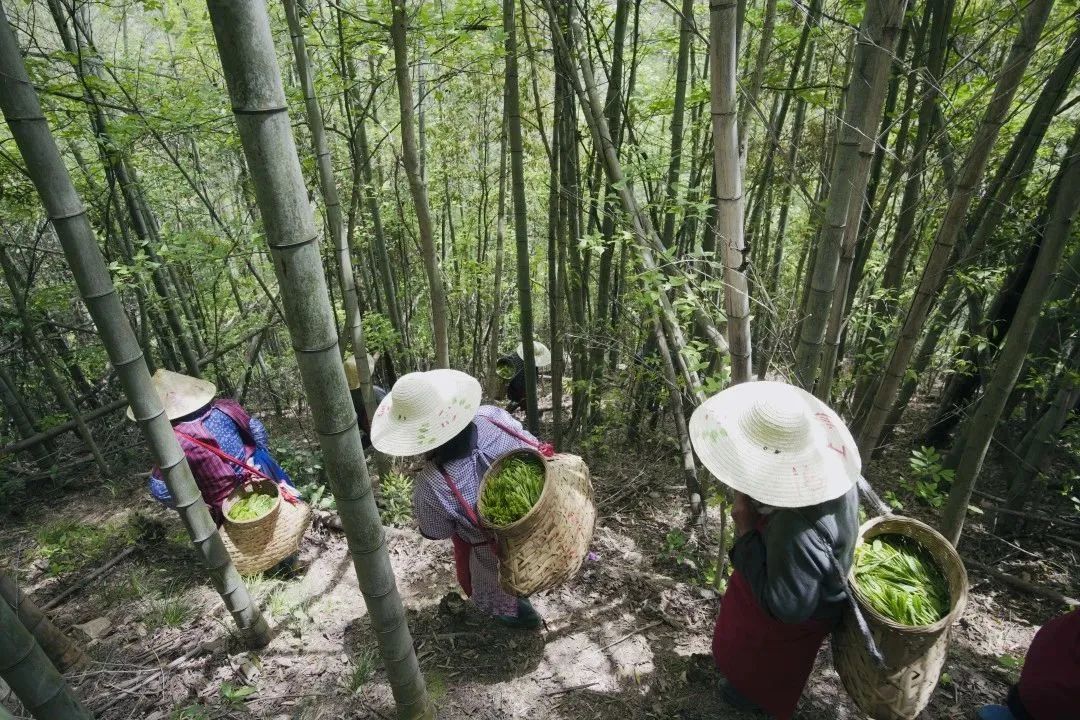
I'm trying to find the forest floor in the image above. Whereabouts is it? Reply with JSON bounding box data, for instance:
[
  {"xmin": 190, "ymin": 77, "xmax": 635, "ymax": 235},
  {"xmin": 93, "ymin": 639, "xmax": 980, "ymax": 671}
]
[{"xmin": 1, "ymin": 400, "xmax": 1077, "ymax": 719}]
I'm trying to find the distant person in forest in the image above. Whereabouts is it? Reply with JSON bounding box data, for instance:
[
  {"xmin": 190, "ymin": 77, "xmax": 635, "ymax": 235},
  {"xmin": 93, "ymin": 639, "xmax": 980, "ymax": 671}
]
[
  {"xmin": 371, "ymin": 369, "xmax": 549, "ymax": 629},
  {"xmin": 496, "ymin": 340, "xmax": 551, "ymax": 413},
  {"xmin": 343, "ymin": 354, "xmax": 386, "ymax": 449},
  {"xmin": 688, "ymin": 381, "xmax": 861, "ymax": 720},
  {"xmin": 976, "ymin": 609, "xmax": 1080, "ymax": 720},
  {"xmin": 133, "ymin": 369, "xmax": 296, "ymax": 525}
]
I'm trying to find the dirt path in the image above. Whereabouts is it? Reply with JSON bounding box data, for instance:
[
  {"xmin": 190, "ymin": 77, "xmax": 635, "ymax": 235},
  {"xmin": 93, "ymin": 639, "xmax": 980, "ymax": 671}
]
[{"xmin": 1, "ymin": 419, "xmax": 1074, "ymax": 719}]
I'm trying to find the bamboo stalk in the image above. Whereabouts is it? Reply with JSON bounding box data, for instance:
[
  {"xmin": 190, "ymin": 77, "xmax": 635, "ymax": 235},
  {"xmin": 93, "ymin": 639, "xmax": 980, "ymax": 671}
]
[
  {"xmin": 0, "ymin": 594, "xmax": 91, "ymax": 720},
  {"xmin": 203, "ymin": 2, "xmax": 430, "ymax": 715},
  {"xmin": 0, "ymin": 4, "xmax": 271, "ymax": 651}
]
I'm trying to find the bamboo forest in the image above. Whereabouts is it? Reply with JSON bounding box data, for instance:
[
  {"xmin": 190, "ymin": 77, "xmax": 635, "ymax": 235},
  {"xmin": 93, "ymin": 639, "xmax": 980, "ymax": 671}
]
[{"xmin": 1, "ymin": 0, "xmax": 1079, "ymax": 717}]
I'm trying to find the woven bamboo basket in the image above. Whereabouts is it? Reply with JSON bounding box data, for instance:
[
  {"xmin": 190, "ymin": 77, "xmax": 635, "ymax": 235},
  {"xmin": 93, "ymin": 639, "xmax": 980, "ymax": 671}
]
[
  {"xmin": 834, "ymin": 515, "xmax": 969, "ymax": 720},
  {"xmin": 479, "ymin": 448, "xmax": 595, "ymax": 596},
  {"xmin": 220, "ymin": 480, "xmax": 311, "ymax": 575}
]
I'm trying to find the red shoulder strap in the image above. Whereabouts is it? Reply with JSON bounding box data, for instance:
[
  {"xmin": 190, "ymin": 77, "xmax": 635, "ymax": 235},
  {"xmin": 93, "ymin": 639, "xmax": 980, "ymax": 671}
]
[
  {"xmin": 487, "ymin": 419, "xmax": 555, "ymax": 457},
  {"xmin": 438, "ymin": 465, "xmax": 496, "ymax": 551},
  {"xmin": 175, "ymin": 430, "xmax": 299, "ymax": 504}
]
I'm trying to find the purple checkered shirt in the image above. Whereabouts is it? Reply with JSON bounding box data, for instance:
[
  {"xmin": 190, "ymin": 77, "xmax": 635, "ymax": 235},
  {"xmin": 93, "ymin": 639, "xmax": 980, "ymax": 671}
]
[{"xmin": 412, "ymin": 405, "xmax": 539, "ymax": 617}]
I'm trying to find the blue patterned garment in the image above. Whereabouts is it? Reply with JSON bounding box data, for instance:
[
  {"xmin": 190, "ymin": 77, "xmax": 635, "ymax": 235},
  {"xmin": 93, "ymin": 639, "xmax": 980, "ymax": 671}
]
[{"xmin": 148, "ymin": 407, "xmax": 270, "ymax": 506}]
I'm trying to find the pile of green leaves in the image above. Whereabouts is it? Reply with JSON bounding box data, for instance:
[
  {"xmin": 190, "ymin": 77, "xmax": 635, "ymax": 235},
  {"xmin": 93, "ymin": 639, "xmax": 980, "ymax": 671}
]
[
  {"xmin": 227, "ymin": 493, "xmax": 276, "ymax": 521},
  {"xmin": 479, "ymin": 456, "xmax": 545, "ymax": 527},
  {"xmin": 854, "ymin": 535, "xmax": 949, "ymax": 626}
]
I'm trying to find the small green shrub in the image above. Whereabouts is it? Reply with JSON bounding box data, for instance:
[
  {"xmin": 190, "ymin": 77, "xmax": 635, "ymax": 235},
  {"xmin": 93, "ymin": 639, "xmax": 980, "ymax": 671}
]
[
  {"xmin": 146, "ymin": 586, "xmax": 194, "ymax": 630},
  {"xmin": 379, "ymin": 471, "xmax": 414, "ymax": 526},
  {"xmin": 219, "ymin": 681, "xmax": 256, "ymax": 705},
  {"xmin": 36, "ymin": 519, "xmax": 136, "ymax": 576},
  {"xmin": 905, "ymin": 446, "xmax": 954, "ymax": 508},
  {"xmin": 343, "ymin": 648, "xmax": 378, "ymax": 694}
]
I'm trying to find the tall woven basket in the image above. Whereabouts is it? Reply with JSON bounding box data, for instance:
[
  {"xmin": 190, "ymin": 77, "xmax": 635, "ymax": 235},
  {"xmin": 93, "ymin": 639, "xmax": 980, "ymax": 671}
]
[
  {"xmin": 220, "ymin": 479, "xmax": 311, "ymax": 575},
  {"xmin": 479, "ymin": 448, "xmax": 595, "ymax": 596},
  {"xmin": 834, "ymin": 515, "xmax": 969, "ymax": 720}
]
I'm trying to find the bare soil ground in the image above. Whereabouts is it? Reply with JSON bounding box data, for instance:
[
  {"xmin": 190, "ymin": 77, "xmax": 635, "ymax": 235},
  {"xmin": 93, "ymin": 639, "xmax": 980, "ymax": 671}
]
[{"xmin": 1, "ymin": 403, "xmax": 1076, "ymax": 719}]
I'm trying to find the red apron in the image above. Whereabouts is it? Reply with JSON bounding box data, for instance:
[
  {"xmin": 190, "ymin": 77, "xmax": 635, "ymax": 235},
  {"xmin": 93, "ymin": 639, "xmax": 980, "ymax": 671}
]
[
  {"xmin": 712, "ymin": 552, "xmax": 833, "ymax": 719},
  {"xmin": 439, "ymin": 467, "xmax": 496, "ymax": 599}
]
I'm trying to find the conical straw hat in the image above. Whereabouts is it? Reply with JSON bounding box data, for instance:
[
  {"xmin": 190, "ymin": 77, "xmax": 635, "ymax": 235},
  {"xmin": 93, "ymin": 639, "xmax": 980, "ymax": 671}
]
[
  {"xmin": 370, "ymin": 370, "xmax": 482, "ymax": 456},
  {"xmin": 343, "ymin": 353, "xmax": 377, "ymax": 390},
  {"xmin": 516, "ymin": 340, "xmax": 552, "ymax": 369},
  {"xmin": 126, "ymin": 369, "xmax": 216, "ymax": 422},
  {"xmin": 688, "ymin": 381, "xmax": 860, "ymax": 508}
]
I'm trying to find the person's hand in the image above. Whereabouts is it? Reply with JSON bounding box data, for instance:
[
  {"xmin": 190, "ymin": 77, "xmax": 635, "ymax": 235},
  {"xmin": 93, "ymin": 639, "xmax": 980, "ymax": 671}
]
[{"xmin": 732, "ymin": 492, "xmax": 761, "ymax": 538}]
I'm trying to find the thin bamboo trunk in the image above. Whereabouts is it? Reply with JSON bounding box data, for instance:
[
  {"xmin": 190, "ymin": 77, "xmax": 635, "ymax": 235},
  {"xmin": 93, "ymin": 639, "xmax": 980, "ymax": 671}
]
[
  {"xmin": 486, "ymin": 115, "xmax": 509, "ymax": 396},
  {"xmin": 590, "ymin": 0, "xmax": 630, "ymax": 418},
  {"xmin": 0, "ymin": 5, "xmax": 271, "ymax": 650},
  {"xmin": 356, "ymin": 111, "xmax": 407, "ymax": 348},
  {"xmin": 543, "ymin": 0, "xmax": 722, "ymax": 403},
  {"xmin": 0, "ymin": 363, "xmax": 54, "ymax": 468},
  {"xmin": 390, "ymin": 0, "xmax": 449, "ymax": 369},
  {"xmin": 941, "ymin": 123, "xmax": 1080, "ymax": 545},
  {"xmin": 204, "ymin": 2, "xmax": 430, "ymax": 715},
  {"xmin": 547, "ymin": 75, "xmax": 564, "ymax": 445},
  {"xmin": 794, "ymin": 0, "xmax": 908, "ymax": 391},
  {"xmin": 660, "ymin": 0, "xmax": 695, "ymax": 250},
  {"xmin": 998, "ymin": 343, "xmax": 1080, "ymax": 533},
  {"xmin": 504, "ymin": 0, "xmax": 540, "ymax": 432},
  {"xmin": 709, "ymin": 0, "xmax": 751, "ymax": 384},
  {"xmin": 737, "ymin": 0, "xmax": 777, "ymax": 166},
  {"xmin": 45, "ymin": 0, "xmax": 202, "ymax": 378},
  {"xmin": 859, "ymin": 0, "xmax": 1055, "ymax": 459},
  {"xmin": 283, "ymin": 0, "xmax": 377, "ymax": 428},
  {"xmin": 654, "ymin": 321, "xmax": 704, "ymax": 523},
  {"xmin": 0, "ymin": 246, "xmax": 108, "ymax": 474}
]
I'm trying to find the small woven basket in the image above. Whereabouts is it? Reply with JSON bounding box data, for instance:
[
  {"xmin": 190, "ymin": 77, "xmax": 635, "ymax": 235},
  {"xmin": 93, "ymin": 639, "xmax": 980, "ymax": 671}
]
[
  {"xmin": 834, "ymin": 515, "xmax": 969, "ymax": 720},
  {"xmin": 220, "ymin": 480, "xmax": 311, "ymax": 575},
  {"xmin": 479, "ymin": 449, "xmax": 595, "ymax": 596}
]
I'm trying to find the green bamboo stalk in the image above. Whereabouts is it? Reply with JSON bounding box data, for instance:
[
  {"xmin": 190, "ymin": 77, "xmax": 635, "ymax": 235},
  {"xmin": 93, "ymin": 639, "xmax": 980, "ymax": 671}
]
[
  {"xmin": 0, "ymin": 585, "xmax": 91, "ymax": 720},
  {"xmin": 0, "ymin": 571, "xmax": 85, "ymax": 673},
  {"xmin": 202, "ymin": 2, "xmax": 430, "ymax": 717},
  {"xmin": 0, "ymin": 2, "xmax": 270, "ymax": 650}
]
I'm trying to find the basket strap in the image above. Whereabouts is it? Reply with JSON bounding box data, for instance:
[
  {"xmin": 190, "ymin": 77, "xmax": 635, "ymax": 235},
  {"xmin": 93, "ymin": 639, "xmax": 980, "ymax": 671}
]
[
  {"xmin": 438, "ymin": 465, "xmax": 498, "ymax": 553},
  {"xmin": 488, "ymin": 419, "xmax": 555, "ymax": 458},
  {"xmin": 175, "ymin": 430, "xmax": 300, "ymax": 504},
  {"xmin": 797, "ymin": 511, "xmax": 887, "ymax": 670}
]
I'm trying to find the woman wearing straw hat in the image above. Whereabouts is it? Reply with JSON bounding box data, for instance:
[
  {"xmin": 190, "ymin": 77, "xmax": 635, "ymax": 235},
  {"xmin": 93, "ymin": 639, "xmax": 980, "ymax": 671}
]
[
  {"xmin": 133, "ymin": 370, "xmax": 298, "ymax": 525},
  {"xmin": 343, "ymin": 354, "xmax": 387, "ymax": 449},
  {"xmin": 496, "ymin": 341, "xmax": 551, "ymax": 413},
  {"xmin": 689, "ymin": 381, "xmax": 861, "ymax": 719},
  {"xmin": 371, "ymin": 369, "xmax": 548, "ymax": 629}
]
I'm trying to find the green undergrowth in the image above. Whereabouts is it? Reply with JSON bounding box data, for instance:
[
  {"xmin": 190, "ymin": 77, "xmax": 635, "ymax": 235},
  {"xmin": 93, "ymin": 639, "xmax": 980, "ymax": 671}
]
[
  {"xmin": 378, "ymin": 471, "xmax": 413, "ymax": 526},
  {"xmin": 35, "ymin": 517, "xmax": 138, "ymax": 576}
]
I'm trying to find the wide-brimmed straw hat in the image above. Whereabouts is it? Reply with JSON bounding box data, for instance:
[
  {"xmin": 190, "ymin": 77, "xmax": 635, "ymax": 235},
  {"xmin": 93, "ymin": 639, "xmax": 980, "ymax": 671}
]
[
  {"xmin": 126, "ymin": 369, "xmax": 216, "ymax": 422},
  {"xmin": 370, "ymin": 370, "xmax": 482, "ymax": 456},
  {"xmin": 343, "ymin": 353, "xmax": 377, "ymax": 390},
  {"xmin": 219, "ymin": 481, "xmax": 311, "ymax": 575},
  {"xmin": 688, "ymin": 381, "xmax": 860, "ymax": 508},
  {"xmin": 516, "ymin": 341, "xmax": 552, "ymax": 369}
]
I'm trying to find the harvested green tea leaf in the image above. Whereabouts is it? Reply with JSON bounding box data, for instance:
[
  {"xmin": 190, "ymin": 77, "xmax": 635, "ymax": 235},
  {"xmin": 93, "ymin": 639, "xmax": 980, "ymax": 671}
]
[
  {"xmin": 479, "ymin": 456, "xmax": 545, "ymax": 527},
  {"xmin": 854, "ymin": 534, "xmax": 949, "ymax": 627},
  {"xmin": 228, "ymin": 492, "xmax": 276, "ymax": 521}
]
